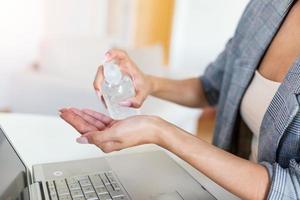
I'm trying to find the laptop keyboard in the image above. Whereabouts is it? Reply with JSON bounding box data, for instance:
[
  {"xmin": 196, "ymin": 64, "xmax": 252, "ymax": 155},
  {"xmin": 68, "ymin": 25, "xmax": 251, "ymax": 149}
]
[{"xmin": 46, "ymin": 171, "xmax": 129, "ymax": 200}]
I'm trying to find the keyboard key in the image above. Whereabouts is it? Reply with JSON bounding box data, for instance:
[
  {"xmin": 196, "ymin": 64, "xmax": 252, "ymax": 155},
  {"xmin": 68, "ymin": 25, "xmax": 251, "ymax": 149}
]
[
  {"xmin": 90, "ymin": 175, "xmax": 104, "ymax": 188},
  {"xmin": 108, "ymin": 190, "xmax": 124, "ymax": 198},
  {"xmin": 67, "ymin": 177, "xmax": 78, "ymax": 184},
  {"xmin": 68, "ymin": 182, "xmax": 81, "ymax": 190},
  {"xmin": 84, "ymin": 192, "xmax": 99, "ymax": 200},
  {"xmin": 95, "ymin": 187, "xmax": 108, "ymax": 194},
  {"xmin": 105, "ymin": 185, "xmax": 114, "ymax": 193},
  {"xmin": 112, "ymin": 196, "xmax": 128, "ymax": 200},
  {"xmin": 70, "ymin": 189, "xmax": 84, "ymax": 197},
  {"xmin": 76, "ymin": 175, "xmax": 89, "ymax": 181},
  {"xmin": 73, "ymin": 197, "xmax": 85, "ymax": 200},
  {"xmin": 49, "ymin": 194, "xmax": 58, "ymax": 200},
  {"xmin": 48, "ymin": 186, "xmax": 57, "ymax": 195},
  {"xmin": 47, "ymin": 181, "xmax": 58, "ymax": 199},
  {"xmin": 48, "ymin": 181, "xmax": 56, "ymax": 188},
  {"xmin": 80, "ymin": 178, "xmax": 92, "ymax": 186},
  {"xmin": 82, "ymin": 185, "xmax": 95, "ymax": 194},
  {"xmin": 111, "ymin": 183, "xmax": 120, "ymax": 191},
  {"xmin": 55, "ymin": 179, "xmax": 67, "ymax": 187},
  {"xmin": 98, "ymin": 193, "xmax": 112, "ymax": 200},
  {"xmin": 56, "ymin": 188, "xmax": 69, "ymax": 196},
  {"xmin": 100, "ymin": 174, "xmax": 110, "ymax": 185},
  {"xmin": 58, "ymin": 194, "xmax": 72, "ymax": 200},
  {"xmin": 106, "ymin": 172, "xmax": 116, "ymax": 183}
]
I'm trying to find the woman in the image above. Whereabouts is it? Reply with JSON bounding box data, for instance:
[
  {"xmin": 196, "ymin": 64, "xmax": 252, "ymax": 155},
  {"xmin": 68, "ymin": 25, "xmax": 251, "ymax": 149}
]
[{"xmin": 60, "ymin": 0, "xmax": 300, "ymax": 199}]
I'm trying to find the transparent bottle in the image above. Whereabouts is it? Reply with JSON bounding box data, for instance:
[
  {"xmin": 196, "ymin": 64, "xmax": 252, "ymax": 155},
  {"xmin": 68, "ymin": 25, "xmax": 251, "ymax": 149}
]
[{"xmin": 101, "ymin": 60, "xmax": 140, "ymax": 119}]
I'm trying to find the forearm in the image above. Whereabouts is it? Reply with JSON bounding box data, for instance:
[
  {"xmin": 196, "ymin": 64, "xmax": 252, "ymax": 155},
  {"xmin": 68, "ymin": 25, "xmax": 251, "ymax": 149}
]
[
  {"xmin": 148, "ymin": 75, "xmax": 210, "ymax": 108},
  {"xmin": 158, "ymin": 124, "xmax": 270, "ymax": 200}
]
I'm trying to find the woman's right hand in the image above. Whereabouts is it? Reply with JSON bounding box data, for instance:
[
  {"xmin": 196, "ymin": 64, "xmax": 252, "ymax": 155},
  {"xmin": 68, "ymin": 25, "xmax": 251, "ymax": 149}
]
[{"xmin": 94, "ymin": 49, "xmax": 155, "ymax": 108}]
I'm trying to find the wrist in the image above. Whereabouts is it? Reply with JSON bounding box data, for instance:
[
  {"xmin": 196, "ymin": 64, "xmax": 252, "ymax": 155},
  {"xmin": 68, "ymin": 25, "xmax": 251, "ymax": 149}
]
[
  {"xmin": 147, "ymin": 116, "xmax": 169, "ymax": 146},
  {"xmin": 150, "ymin": 117, "xmax": 182, "ymax": 150},
  {"xmin": 146, "ymin": 75, "xmax": 159, "ymax": 95}
]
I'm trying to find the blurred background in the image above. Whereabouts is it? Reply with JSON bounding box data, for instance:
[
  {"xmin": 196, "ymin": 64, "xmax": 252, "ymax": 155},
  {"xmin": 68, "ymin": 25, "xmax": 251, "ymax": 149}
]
[{"xmin": 0, "ymin": 0, "xmax": 248, "ymax": 139}]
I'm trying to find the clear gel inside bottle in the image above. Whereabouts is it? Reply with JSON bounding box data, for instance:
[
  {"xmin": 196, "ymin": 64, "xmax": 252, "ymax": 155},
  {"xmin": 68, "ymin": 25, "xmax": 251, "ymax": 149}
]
[{"xmin": 101, "ymin": 60, "xmax": 140, "ymax": 119}]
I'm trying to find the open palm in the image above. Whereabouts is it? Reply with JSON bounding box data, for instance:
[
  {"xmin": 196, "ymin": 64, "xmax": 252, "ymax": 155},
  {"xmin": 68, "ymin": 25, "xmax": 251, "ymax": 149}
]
[{"xmin": 60, "ymin": 108, "xmax": 115, "ymax": 134}]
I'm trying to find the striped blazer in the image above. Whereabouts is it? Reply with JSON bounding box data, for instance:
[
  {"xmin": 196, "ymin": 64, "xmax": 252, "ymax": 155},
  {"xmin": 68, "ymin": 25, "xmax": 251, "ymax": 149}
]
[{"xmin": 201, "ymin": 0, "xmax": 300, "ymax": 199}]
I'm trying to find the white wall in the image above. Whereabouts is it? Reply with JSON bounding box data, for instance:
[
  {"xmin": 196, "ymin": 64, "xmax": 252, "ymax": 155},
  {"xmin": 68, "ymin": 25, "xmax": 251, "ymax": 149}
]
[
  {"xmin": 43, "ymin": 0, "xmax": 108, "ymax": 38},
  {"xmin": 0, "ymin": 0, "xmax": 108, "ymax": 108},
  {"xmin": 170, "ymin": 0, "xmax": 249, "ymax": 76},
  {"xmin": 0, "ymin": 0, "xmax": 43, "ymax": 108}
]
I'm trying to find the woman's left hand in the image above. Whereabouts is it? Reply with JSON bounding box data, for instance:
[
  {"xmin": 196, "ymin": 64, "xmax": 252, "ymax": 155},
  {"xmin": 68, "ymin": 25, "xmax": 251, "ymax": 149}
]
[{"xmin": 59, "ymin": 108, "xmax": 166, "ymax": 153}]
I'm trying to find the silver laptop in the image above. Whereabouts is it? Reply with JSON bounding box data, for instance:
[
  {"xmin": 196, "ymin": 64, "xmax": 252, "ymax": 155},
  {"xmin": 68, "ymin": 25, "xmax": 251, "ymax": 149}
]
[{"xmin": 0, "ymin": 127, "xmax": 215, "ymax": 200}]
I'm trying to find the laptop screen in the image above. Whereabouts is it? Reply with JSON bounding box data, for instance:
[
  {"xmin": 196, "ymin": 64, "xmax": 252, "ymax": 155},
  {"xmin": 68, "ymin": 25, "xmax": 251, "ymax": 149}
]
[{"xmin": 0, "ymin": 128, "xmax": 30, "ymax": 200}]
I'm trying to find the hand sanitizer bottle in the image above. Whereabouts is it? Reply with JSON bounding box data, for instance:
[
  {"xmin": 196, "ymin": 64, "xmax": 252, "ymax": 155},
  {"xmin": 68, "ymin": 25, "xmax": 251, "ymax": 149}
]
[{"xmin": 101, "ymin": 60, "xmax": 140, "ymax": 119}]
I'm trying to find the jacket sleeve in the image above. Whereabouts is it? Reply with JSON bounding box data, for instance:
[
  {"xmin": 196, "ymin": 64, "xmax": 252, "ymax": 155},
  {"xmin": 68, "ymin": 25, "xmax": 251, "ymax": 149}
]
[
  {"xmin": 261, "ymin": 160, "xmax": 300, "ymax": 200},
  {"xmin": 200, "ymin": 38, "xmax": 233, "ymax": 106}
]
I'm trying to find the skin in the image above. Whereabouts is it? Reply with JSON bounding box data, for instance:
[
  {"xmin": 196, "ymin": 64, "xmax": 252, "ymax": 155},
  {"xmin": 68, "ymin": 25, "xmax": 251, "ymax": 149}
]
[
  {"xmin": 60, "ymin": 1, "xmax": 300, "ymax": 199},
  {"xmin": 259, "ymin": 1, "xmax": 300, "ymax": 82}
]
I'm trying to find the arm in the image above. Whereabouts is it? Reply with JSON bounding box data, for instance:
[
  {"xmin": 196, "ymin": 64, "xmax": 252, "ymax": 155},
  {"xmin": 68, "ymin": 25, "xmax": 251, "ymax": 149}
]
[
  {"xmin": 148, "ymin": 76, "xmax": 210, "ymax": 108},
  {"xmin": 148, "ymin": 38, "xmax": 235, "ymax": 108},
  {"xmin": 162, "ymin": 124, "xmax": 300, "ymax": 200},
  {"xmin": 60, "ymin": 109, "xmax": 270, "ymax": 200},
  {"xmin": 160, "ymin": 123, "xmax": 270, "ymax": 200},
  {"xmin": 148, "ymin": 36, "xmax": 233, "ymax": 108}
]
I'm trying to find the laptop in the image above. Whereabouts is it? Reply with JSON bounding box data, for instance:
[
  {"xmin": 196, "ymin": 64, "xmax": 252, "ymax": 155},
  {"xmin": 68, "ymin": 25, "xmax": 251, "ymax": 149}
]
[{"xmin": 0, "ymin": 126, "xmax": 216, "ymax": 200}]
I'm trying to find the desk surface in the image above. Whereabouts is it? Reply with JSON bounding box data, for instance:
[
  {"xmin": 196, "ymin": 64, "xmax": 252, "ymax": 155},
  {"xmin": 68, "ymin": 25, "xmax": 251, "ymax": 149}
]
[{"xmin": 0, "ymin": 113, "xmax": 239, "ymax": 200}]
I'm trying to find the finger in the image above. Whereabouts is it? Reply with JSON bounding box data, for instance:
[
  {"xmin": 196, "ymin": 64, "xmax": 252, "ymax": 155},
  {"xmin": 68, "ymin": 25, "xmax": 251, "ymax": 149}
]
[
  {"xmin": 118, "ymin": 59, "xmax": 140, "ymax": 78},
  {"xmin": 82, "ymin": 109, "xmax": 112, "ymax": 125},
  {"xmin": 93, "ymin": 65, "xmax": 104, "ymax": 91},
  {"xmin": 100, "ymin": 95, "xmax": 108, "ymax": 109},
  {"xmin": 81, "ymin": 130, "xmax": 117, "ymax": 145},
  {"xmin": 106, "ymin": 49, "xmax": 128, "ymax": 60},
  {"xmin": 97, "ymin": 141, "xmax": 123, "ymax": 153},
  {"xmin": 120, "ymin": 92, "xmax": 145, "ymax": 108},
  {"xmin": 83, "ymin": 128, "xmax": 121, "ymax": 145},
  {"xmin": 100, "ymin": 138, "xmax": 141, "ymax": 152},
  {"xmin": 60, "ymin": 110, "xmax": 98, "ymax": 134},
  {"xmin": 76, "ymin": 136, "xmax": 123, "ymax": 153},
  {"xmin": 69, "ymin": 108, "xmax": 106, "ymax": 130},
  {"xmin": 130, "ymin": 94, "xmax": 145, "ymax": 108},
  {"xmin": 77, "ymin": 130, "xmax": 133, "ymax": 152},
  {"xmin": 60, "ymin": 110, "xmax": 98, "ymax": 133},
  {"xmin": 59, "ymin": 108, "xmax": 69, "ymax": 113},
  {"xmin": 94, "ymin": 90, "xmax": 107, "ymax": 109},
  {"xmin": 106, "ymin": 120, "xmax": 119, "ymax": 128},
  {"xmin": 118, "ymin": 59, "xmax": 131, "ymax": 70}
]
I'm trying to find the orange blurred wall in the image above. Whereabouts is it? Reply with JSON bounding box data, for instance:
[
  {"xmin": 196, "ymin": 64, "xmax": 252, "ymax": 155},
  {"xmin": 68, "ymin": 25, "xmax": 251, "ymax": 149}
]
[{"xmin": 133, "ymin": 0, "xmax": 174, "ymax": 64}]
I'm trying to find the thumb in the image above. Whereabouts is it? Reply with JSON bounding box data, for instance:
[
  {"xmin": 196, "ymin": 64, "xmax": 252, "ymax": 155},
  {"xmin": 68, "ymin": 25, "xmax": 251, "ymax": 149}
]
[
  {"xmin": 76, "ymin": 130, "xmax": 111, "ymax": 145},
  {"xmin": 119, "ymin": 92, "xmax": 145, "ymax": 108}
]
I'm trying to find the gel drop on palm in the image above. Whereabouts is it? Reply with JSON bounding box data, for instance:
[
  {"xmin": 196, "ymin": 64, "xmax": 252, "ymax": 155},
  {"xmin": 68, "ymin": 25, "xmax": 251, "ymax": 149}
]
[{"xmin": 101, "ymin": 60, "xmax": 140, "ymax": 119}]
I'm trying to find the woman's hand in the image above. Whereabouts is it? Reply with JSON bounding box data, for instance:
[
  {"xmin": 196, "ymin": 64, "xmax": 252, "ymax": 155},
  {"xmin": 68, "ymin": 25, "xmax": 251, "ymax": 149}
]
[
  {"xmin": 60, "ymin": 108, "xmax": 167, "ymax": 153},
  {"xmin": 59, "ymin": 108, "xmax": 113, "ymax": 133},
  {"xmin": 94, "ymin": 49, "xmax": 155, "ymax": 108}
]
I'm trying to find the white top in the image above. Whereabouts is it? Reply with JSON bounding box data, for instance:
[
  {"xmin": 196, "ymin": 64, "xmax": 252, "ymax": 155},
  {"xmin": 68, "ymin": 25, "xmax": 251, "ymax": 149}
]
[{"xmin": 240, "ymin": 71, "xmax": 281, "ymax": 162}]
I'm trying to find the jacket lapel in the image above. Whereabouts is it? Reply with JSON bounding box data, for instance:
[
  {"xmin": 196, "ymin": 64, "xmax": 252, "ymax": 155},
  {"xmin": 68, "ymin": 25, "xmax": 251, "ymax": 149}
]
[
  {"xmin": 258, "ymin": 56, "xmax": 300, "ymax": 162},
  {"xmin": 257, "ymin": 0, "xmax": 299, "ymax": 162},
  {"xmin": 230, "ymin": 0, "xmax": 295, "ymax": 97}
]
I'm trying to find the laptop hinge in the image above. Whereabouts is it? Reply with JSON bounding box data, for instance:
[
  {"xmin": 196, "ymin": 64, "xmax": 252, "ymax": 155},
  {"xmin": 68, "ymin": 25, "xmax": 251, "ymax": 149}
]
[{"xmin": 29, "ymin": 182, "xmax": 44, "ymax": 200}]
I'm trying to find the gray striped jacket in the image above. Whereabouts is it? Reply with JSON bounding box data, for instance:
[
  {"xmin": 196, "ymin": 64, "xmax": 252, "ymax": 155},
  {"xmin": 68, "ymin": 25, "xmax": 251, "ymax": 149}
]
[{"xmin": 201, "ymin": 0, "xmax": 300, "ymax": 199}]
